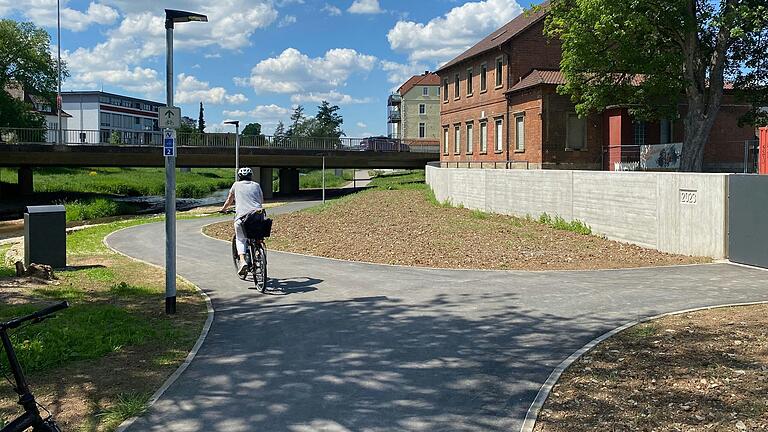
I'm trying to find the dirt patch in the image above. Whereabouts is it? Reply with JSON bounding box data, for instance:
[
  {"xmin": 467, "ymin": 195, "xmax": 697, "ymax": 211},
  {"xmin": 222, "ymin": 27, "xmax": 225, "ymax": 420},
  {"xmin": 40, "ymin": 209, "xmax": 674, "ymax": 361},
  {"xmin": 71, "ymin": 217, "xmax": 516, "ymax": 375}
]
[
  {"xmin": 534, "ymin": 304, "xmax": 768, "ymax": 432},
  {"xmin": 204, "ymin": 189, "xmax": 708, "ymax": 270}
]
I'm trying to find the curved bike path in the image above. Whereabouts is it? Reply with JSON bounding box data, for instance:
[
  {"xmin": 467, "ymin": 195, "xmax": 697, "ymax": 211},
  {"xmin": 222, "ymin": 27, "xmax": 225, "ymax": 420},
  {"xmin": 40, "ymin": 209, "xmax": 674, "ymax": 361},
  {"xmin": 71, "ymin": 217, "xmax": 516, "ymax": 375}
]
[{"xmin": 107, "ymin": 207, "xmax": 768, "ymax": 432}]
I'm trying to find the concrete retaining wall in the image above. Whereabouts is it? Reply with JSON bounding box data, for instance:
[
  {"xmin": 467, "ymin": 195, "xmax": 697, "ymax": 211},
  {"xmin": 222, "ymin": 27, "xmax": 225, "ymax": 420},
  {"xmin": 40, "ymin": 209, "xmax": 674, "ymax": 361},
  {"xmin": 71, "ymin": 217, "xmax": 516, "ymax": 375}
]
[{"xmin": 426, "ymin": 165, "xmax": 729, "ymax": 258}]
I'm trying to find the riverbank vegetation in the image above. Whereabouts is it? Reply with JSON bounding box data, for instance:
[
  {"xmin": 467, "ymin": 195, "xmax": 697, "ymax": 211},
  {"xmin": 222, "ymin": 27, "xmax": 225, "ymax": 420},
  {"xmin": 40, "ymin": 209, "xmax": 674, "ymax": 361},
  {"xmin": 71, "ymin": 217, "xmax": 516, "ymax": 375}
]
[{"xmin": 0, "ymin": 218, "xmax": 207, "ymax": 430}]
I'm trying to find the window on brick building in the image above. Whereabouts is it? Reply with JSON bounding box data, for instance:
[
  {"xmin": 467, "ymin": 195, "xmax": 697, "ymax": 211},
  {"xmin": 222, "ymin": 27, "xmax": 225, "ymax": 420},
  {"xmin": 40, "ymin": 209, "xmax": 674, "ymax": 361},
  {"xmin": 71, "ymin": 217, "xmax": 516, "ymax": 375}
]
[
  {"xmin": 633, "ymin": 121, "xmax": 646, "ymax": 146},
  {"xmin": 443, "ymin": 127, "xmax": 449, "ymax": 154},
  {"xmin": 467, "ymin": 68, "xmax": 473, "ymax": 95},
  {"xmin": 567, "ymin": 113, "xmax": 586, "ymax": 150},
  {"xmin": 419, "ymin": 103, "xmax": 426, "ymax": 115},
  {"xmin": 480, "ymin": 122, "xmax": 488, "ymax": 153},
  {"xmin": 480, "ymin": 64, "xmax": 487, "ymax": 92},
  {"xmin": 495, "ymin": 57, "xmax": 503, "ymax": 87},
  {"xmin": 495, "ymin": 119, "xmax": 503, "ymax": 152},
  {"xmin": 419, "ymin": 122, "xmax": 426, "ymax": 138},
  {"xmin": 423, "ymin": 86, "xmax": 429, "ymax": 96},
  {"xmin": 515, "ymin": 115, "xmax": 525, "ymax": 151},
  {"xmin": 443, "ymin": 79, "xmax": 448, "ymax": 102},
  {"xmin": 454, "ymin": 74, "xmax": 460, "ymax": 99},
  {"xmin": 454, "ymin": 125, "xmax": 461, "ymax": 154},
  {"xmin": 466, "ymin": 123, "xmax": 474, "ymax": 154}
]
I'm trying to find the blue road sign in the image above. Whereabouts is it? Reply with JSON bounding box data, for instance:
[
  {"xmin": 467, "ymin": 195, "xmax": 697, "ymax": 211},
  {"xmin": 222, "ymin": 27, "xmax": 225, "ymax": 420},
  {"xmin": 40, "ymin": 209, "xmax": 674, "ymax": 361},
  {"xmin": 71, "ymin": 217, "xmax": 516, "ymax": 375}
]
[{"xmin": 163, "ymin": 129, "xmax": 176, "ymax": 157}]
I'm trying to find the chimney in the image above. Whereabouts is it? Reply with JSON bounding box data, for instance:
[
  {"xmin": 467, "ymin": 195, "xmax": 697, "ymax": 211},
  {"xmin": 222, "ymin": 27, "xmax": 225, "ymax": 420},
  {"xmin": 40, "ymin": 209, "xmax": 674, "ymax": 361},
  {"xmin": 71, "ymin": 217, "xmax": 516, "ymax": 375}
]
[{"xmin": 424, "ymin": 71, "xmax": 429, "ymax": 75}]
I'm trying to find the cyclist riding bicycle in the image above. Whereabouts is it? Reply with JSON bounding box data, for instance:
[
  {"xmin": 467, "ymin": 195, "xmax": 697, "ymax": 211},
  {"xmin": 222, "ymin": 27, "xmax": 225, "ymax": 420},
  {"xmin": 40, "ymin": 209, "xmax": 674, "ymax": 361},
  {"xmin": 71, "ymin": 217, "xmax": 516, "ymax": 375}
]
[{"xmin": 220, "ymin": 167, "xmax": 264, "ymax": 277}]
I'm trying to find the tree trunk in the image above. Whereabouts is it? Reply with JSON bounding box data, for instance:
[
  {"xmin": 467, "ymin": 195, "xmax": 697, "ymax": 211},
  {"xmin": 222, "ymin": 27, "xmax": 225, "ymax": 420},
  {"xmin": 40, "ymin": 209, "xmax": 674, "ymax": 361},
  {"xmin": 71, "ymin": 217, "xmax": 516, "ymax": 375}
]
[{"xmin": 680, "ymin": 104, "xmax": 718, "ymax": 172}]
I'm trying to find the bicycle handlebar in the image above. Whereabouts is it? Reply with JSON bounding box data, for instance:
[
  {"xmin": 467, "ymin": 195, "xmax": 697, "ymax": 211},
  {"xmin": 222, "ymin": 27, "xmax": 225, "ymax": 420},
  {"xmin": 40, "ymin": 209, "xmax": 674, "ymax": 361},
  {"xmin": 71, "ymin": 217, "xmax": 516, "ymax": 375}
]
[{"xmin": 1, "ymin": 301, "xmax": 69, "ymax": 330}]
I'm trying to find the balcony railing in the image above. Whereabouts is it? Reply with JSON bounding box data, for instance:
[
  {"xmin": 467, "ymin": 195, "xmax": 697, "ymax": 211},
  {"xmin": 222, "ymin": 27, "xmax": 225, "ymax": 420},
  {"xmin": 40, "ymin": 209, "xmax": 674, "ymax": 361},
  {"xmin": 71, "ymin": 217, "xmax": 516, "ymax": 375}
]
[
  {"xmin": 0, "ymin": 128, "xmax": 440, "ymax": 154},
  {"xmin": 388, "ymin": 94, "xmax": 401, "ymax": 105},
  {"xmin": 388, "ymin": 110, "xmax": 401, "ymax": 122}
]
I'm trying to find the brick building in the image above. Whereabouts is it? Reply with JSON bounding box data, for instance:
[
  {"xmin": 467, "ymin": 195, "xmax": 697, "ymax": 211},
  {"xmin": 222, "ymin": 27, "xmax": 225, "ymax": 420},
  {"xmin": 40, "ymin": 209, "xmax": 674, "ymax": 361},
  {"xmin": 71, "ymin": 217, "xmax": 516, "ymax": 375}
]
[
  {"xmin": 436, "ymin": 2, "xmax": 757, "ymax": 171},
  {"xmin": 388, "ymin": 72, "xmax": 441, "ymax": 148}
]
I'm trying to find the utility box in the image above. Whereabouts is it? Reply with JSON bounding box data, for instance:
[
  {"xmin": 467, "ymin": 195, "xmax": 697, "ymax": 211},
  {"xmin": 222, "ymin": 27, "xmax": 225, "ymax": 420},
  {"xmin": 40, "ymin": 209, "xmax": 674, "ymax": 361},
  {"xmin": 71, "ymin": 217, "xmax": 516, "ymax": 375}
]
[
  {"xmin": 760, "ymin": 127, "xmax": 768, "ymax": 175},
  {"xmin": 24, "ymin": 205, "xmax": 66, "ymax": 269}
]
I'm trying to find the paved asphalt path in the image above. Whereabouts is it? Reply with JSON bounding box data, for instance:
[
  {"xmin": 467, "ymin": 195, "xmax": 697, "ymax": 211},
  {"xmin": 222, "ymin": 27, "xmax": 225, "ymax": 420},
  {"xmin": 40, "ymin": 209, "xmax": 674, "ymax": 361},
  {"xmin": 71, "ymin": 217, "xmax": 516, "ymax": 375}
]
[{"xmin": 108, "ymin": 203, "xmax": 768, "ymax": 432}]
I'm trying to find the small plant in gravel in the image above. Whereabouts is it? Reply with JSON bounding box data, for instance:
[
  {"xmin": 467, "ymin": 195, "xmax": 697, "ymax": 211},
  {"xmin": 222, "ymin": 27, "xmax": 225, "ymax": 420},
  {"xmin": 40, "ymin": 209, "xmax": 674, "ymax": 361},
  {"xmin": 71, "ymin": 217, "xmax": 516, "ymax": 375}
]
[
  {"xmin": 538, "ymin": 213, "xmax": 592, "ymax": 235},
  {"xmin": 95, "ymin": 393, "xmax": 149, "ymax": 429}
]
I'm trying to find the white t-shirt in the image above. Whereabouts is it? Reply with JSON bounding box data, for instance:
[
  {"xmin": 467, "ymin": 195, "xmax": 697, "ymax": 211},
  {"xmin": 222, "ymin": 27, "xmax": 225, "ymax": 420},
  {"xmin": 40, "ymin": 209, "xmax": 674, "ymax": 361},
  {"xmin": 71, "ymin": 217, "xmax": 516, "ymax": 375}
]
[{"xmin": 230, "ymin": 180, "xmax": 264, "ymax": 219}]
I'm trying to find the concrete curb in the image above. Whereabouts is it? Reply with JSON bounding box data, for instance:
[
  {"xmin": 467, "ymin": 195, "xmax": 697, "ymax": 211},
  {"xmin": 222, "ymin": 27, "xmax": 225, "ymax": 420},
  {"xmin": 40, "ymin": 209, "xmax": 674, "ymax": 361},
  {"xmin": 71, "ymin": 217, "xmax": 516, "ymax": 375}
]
[
  {"xmin": 198, "ymin": 223, "xmax": 718, "ymax": 275},
  {"xmin": 519, "ymin": 300, "xmax": 768, "ymax": 432},
  {"xmin": 103, "ymin": 226, "xmax": 215, "ymax": 432}
]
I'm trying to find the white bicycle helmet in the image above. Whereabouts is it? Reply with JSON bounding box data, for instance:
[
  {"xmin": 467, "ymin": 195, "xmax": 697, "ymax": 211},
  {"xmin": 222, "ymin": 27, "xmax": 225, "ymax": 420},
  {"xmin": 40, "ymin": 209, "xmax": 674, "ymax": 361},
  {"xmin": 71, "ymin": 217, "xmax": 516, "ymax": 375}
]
[{"xmin": 237, "ymin": 167, "xmax": 253, "ymax": 180}]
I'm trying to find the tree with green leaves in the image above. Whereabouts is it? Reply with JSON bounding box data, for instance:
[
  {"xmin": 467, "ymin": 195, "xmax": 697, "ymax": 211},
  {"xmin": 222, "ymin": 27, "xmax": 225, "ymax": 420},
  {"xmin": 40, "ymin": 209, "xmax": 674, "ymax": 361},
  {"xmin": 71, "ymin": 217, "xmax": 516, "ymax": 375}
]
[
  {"xmin": 274, "ymin": 121, "xmax": 286, "ymax": 138},
  {"xmin": 197, "ymin": 102, "xmax": 205, "ymax": 133},
  {"xmin": 0, "ymin": 19, "xmax": 65, "ymax": 128},
  {"xmin": 242, "ymin": 122, "xmax": 262, "ymax": 136},
  {"xmin": 545, "ymin": 0, "xmax": 768, "ymax": 171},
  {"xmin": 313, "ymin": 101, "xmax": 344, "ymax": 138},
  {"xmin": 287, "ymin": 105, "xmax": 305, "ymax": 136}
]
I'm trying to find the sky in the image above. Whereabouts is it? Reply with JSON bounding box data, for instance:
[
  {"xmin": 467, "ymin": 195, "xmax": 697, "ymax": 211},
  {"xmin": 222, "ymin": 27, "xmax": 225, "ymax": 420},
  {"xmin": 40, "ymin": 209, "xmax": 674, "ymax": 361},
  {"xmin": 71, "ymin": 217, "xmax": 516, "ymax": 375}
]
[{"xmin": 0, "ymin": 0, "xmax": 536, "ymax": 136}]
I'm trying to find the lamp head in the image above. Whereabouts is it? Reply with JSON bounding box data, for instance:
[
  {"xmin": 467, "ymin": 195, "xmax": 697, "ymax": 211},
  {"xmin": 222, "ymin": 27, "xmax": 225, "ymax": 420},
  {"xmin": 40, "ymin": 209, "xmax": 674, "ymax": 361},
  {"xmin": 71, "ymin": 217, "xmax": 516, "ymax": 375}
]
[
  {"xmin": 224, "ymin": 120, "xmax": 240, "ymax": 127},
  {"xmin": 165, "ymin": 9, "xmax": 208, "ymax": 29}
]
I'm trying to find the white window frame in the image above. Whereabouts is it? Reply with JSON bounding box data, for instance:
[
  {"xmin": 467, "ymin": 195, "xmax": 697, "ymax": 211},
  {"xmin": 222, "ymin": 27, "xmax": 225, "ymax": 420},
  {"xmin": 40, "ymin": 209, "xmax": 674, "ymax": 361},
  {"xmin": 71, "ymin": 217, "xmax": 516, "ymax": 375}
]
[
  {"xmin": 467, "ymin": 68, "xmax": 473, "ymax": 96},
  {"xmin": 514, "ymin": 114, "xmax": 525, "ymax": 152},
  {"xmin": 495, "ymin": 56, "xmax": 504, "ymax": 88},
  {"xmin": 422, "ymin": 86, "xmax": 429, "ymax": 96},
  {"xmin": 660, "ymin": 119, "xmax": 673, "ymax": 144},
  {"xmin": 443, "ymin": 127, "xmax": 449, "ymax": 154},
  {"xmin": 495, "ymin": 118, "xmax": 503, "ymax": 152},
  {"xmin": 419, "ymin": 103, "xmax": 426, "ymax": 115},
  {"xmin": 633, "ymin": 121, "xmax": 646, "ymax": 146},
  {"xmin": 479, "ymin": 122, "xmax": 488, "ymax": 153},
  {"xmin": 443, "ymin": 79, "xmax": 449, "ymax": 102},
  {"xmin": 454, "ymin": 125, "xmax": 461, "ymax": 154},
  {"xmin": 419, "ymin": 122, "xmax": 426, "ymax": 138},
  {"xmin": 480, "ymin": 63, "xmax": 488, "ymax": 92},
  {"xmin": 454, "ymin": 74, "xmax": 460, "ymax": 99},
  {"xmin": 466, "ymin": 123, "xmax": 474, "ymax": 154}
]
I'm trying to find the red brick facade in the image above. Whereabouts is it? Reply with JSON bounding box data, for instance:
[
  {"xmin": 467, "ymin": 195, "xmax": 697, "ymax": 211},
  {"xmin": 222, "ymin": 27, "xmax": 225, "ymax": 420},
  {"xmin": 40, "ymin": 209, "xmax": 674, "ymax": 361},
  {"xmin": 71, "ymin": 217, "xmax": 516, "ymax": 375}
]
[{"xmin": 437, "ymin": 7, "xmax": 757, "ymax": 172}]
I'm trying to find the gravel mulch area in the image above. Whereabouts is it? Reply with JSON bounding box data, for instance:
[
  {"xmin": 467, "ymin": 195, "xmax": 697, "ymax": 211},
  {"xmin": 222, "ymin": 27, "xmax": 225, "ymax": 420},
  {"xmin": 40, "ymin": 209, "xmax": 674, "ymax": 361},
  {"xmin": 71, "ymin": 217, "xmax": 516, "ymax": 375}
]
[
  {"xmin": 534, "ymin": 304, "xmax": 768, "ymax": 432},
  {"xmin": 203, "ymin": 188, "xmax": 708, "ymax": 270}
]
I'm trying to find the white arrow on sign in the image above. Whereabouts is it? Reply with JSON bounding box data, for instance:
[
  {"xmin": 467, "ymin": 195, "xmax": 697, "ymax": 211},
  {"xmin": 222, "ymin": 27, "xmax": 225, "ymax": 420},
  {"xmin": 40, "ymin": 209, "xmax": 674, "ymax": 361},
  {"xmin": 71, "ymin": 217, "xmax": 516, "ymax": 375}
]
[{"xmin": 160, "ymin": 106, "xmax": 181, "ymax": 129}]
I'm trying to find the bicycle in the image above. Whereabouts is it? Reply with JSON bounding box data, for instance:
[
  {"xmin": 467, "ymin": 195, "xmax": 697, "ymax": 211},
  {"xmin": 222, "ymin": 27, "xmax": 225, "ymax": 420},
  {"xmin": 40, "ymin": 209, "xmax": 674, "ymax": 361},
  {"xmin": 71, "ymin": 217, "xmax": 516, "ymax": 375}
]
[
  {"xmin": 1, "ymin": 301, "xmax": 68, "ymax": 432},
  {"xmin": 221, "ymin": 209, "xmax": 270, "ymax": 293}
]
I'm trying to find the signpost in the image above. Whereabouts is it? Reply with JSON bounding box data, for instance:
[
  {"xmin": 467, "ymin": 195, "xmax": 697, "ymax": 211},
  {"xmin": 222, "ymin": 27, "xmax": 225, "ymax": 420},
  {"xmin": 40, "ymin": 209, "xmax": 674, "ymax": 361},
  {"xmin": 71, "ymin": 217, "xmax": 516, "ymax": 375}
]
[{"xmin": 160, "ymin": 107, "xmax": 181, "ymax": 130}]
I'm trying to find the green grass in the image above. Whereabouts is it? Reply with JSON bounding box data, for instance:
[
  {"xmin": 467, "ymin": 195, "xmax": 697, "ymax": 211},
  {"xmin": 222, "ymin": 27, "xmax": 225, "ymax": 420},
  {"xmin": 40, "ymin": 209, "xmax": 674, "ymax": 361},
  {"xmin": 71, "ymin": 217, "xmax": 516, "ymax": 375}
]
[
  {"xmin": 0, "ymin": 244, "xmax": 14, "ymax": 277},
  {"xmin": 0, "ymin": 167, "xmax": 233, "ymax": 198},
  {"xmin": 95, "ymin": 393, "xmax": 150, "ymax": 430},
  {"xmin": 0, "ymin": 304, "xmax": 179, "ymax": 374},
  {"xmin": 538, "ymin": 213, "xmax": 593, "ymax": 235},
  {"xmin": 624, "ymin": 323, "xmax": 659, "ymax": 340},
  {"xmin": 368, "ymin": 170, "xmax": 426, "ymax": 190},
  {"xmin": 299, "ymin": 169, "xmax": 354, "ymax": 189},
  {"xmin": 62, "ymin": 198, "xmax": 138, "ymax": 222},
  {"xmin": 109, "ymin": 281, "xmax": 158, "ymax": 297},
  {"xmin": 67, "ymin": 217, "xmax": 161, "ymax": 255}
]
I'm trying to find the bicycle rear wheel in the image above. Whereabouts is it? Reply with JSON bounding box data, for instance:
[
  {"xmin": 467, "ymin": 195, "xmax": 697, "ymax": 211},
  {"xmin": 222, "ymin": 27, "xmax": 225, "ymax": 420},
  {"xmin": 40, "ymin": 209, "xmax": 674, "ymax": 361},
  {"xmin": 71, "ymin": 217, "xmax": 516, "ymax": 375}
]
[{"xmin": 252, "ymin": 242, "xmax": 268, "ymax": 292}]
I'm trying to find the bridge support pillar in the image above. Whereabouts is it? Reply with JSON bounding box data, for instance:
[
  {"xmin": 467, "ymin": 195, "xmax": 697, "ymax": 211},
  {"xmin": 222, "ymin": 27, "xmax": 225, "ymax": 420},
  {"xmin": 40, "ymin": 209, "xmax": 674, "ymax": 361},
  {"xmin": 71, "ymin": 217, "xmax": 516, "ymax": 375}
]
[
  {"xmin": 18, "ymin": 166, "xmax": 33, "ymax": 196},
  {"xmin": 279, "ymin": 168, "xmax": 300, "ymax": 195},
  {"xmin": 257, "ymin": 167, "xmax": 273, "ymax": 200}
]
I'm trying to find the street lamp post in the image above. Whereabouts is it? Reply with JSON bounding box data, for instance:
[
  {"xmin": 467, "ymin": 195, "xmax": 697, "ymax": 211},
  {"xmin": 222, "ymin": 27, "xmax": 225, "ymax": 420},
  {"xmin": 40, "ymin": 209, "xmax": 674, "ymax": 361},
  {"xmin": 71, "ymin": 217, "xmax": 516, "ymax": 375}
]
[
  {"xmin": 224, "ymin": 120, "xmax": 240, "ymax": 181},
  {"xmin": 56, "ymin": 0, "xmax": 62, "ymax": 144},
  {"xmin": 164, "ymin": 9, "xmax": 208, "ymax": 315}
]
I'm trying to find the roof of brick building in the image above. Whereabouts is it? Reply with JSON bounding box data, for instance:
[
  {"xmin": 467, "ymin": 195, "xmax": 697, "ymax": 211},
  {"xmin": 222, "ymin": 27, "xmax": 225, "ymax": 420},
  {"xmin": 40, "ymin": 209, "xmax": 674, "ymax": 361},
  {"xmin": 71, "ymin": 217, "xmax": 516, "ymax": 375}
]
[
  {"xmin": 437, "ymin": 1, "xmax": 550, "ymax": 73},
  {"xmin": 506, "ymin": 69, "xmax": 565, "ymax": 93},
  {"xmin": 398, "ymin": 72, "xmax": 442, "ymax": 96}
]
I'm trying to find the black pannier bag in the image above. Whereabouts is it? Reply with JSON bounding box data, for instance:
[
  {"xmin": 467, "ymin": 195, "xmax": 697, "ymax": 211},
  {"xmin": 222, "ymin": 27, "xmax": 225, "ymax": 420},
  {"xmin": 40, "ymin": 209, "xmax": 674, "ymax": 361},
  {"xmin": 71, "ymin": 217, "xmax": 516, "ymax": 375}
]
[{"xmin": 242, "ymin": 211, "xmax": 273, "ymax": 238}]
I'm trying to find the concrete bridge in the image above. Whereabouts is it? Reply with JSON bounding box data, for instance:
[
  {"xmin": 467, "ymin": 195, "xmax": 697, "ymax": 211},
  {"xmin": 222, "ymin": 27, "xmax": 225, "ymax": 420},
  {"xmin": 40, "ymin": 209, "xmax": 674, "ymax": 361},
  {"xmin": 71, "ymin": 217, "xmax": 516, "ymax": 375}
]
[{"xmin": 0, "ymin": 128, "xmax": 438, "ymax": 196}]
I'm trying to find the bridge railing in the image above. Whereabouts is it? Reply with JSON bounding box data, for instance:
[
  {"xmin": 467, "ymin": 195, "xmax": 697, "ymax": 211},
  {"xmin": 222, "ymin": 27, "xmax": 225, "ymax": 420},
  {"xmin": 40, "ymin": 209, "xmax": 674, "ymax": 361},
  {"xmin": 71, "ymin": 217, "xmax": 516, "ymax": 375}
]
[{"xmin": 0, "ymin": 128, "xmax": 439, "ymax": 154}]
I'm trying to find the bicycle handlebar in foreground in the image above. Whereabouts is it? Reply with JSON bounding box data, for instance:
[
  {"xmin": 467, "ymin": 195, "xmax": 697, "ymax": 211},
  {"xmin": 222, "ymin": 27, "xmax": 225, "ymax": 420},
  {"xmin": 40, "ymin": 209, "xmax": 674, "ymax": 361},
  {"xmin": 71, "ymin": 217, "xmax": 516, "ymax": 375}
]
[{"xmin": 1, "ymin": 301, "xmax": 69, "ymax": 330}]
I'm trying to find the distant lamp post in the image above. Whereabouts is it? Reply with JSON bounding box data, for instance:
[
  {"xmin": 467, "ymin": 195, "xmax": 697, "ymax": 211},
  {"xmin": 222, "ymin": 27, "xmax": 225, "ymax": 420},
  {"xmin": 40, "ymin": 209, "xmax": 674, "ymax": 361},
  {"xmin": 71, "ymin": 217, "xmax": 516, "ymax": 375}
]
[
  {"xmin": 224, "ymin": 120, "xmax": 240, "ymax": 181},
  {"xmin": 163, "ymin": 9, "xmax": 208, "ymax": 315}
]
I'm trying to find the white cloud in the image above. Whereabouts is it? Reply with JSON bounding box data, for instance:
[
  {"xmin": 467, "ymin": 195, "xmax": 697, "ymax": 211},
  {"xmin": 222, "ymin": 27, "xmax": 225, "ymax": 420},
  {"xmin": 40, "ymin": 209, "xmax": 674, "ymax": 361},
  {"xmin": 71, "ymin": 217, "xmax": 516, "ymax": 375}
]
[
  {"xmin": 348, "ymin": 0, "xmax": 382, "ymax": 14},
  {"xmin": 222, "ymin": 104, "xmax": 293, "ymax": 133},
  {"xmin": 278, "ymin": 15, "xmax": 297, "ymax": 27},
  {"xmin": 0, "ymin": 1, "xmax": 119, "ymax": 31},
  {"xmin": 356, "ymin": 122, "xmax": 367, "ymax": 128},
  {"xmin": 204, "ymin": 53, "xmax": 222, "ymax": 59},
  {"xmin": 387, "ymin": 0, "xmax": 523, "ymax": 64},
  {"xmin": 322, "ymin": 4, "xmax": 342, "ymax": 16},
  {"xmin": 175, "ymin": 73, "xmax": 248, "ymax": 104},
  {"xmin": 381, "ymin": 60, "xmax": 430, "ymax": 87},
  {"xmin": 237, "ymin": 48, "xmax": 377, "ymax": 95},
  {"xmin": 59, "ymin": 0, "xmax": 277, "ymax": 98},
  {"xmin": 290, "ymin": 91, "xmax": 372, "ymax": 105}
]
